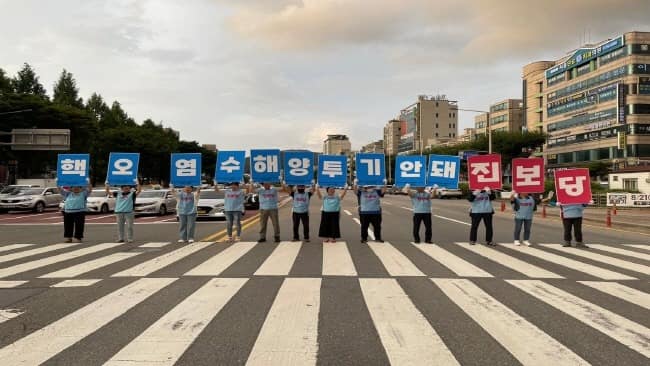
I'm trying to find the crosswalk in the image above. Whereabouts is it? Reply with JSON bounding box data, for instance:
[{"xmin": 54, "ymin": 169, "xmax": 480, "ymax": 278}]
[{"xmin": 0, "ymin": 240, "xmax": 649, "ymax": 365}]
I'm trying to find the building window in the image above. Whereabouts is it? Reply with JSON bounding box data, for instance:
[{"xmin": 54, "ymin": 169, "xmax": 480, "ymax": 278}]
[
  {"xmin": 453, "ymin": 133, "xmax": 455, "ymax": 137},
  {"xmin": 435, "ymin": 133, "xmax": 439, "ymax": 137},
  {"xmin": 435, "ymin": 123, "xmax": 438, "ymax": 128},
  {"xmin": 449, "ymin": 133, "xmax": 451, "ymax": 137},
  {"xmin": 613, "ymin": 176, "xmax": 618, "ymax": 181},
  {"xmin": 435, "ymin": 113, "xmax": 439, "ymax": 118},
  {"xmin": 448, "ymin": 123, "xmax": 451, "ymax": 128},
  {"xmin": 623, "ymin": 178, "xmax": 638, "ymax": 191}
]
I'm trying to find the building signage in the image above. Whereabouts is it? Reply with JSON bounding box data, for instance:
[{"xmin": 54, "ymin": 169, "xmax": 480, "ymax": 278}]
[
  {"xmin": 607, "ymin": 193, "xmax": 650, "ymax": 207},
  {"xmin": 617, "ymin": 83, "xmax": 626, "ymax": 124},
  {"xmin": 546, "ymin": 36, "xmax": 624, "ymax": 79}
]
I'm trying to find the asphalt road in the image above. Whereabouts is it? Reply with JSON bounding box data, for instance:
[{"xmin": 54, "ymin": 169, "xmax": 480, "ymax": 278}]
[{"xmin": 0, "ymin": 193, "xmax": 649, "ymax": 365}]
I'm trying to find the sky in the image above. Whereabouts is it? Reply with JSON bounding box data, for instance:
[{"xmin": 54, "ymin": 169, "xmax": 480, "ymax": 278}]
[{"xmin": 1, "ymin": 0, "xmax": 648, "ymax": 151}]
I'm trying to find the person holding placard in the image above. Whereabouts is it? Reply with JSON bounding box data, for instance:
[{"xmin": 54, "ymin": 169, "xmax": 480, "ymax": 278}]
[
  {"xmin": 509, "ymin": 191, "xmax": 542, "ymax": 246},
  {"xmin": 468, "ymin": 186, "xmax": 497, "ymax": 246},
  {"xmin": 107, "ymin": 182, "xmax": 142, "ymax": 243},
  {"xmin": 248, "ymin": 181, "xmax": 280, "ymax": 243},
  {"xmin": 59, "ymin": 182, "xmax": 92, "ymax": 243},
  {"xmin": 404, "ymin": 184, "xmax": 437, "ymax": 244},
  {"xmin": 217, "ymin": 182, "xmax": 246, "ymax": 243},
  {"xmin": 548, "ymin": 194, "xmax": 591, "ymax": 248},
  {"xmin": 283, "ymin": 182, "xmax": 314, "ymax": 242},
  {"xmin": 353, "ymin": 179, "xmax": 387, "ymax": 243},
  {"xmin": 316, "ymin": 185, "xmax": 347, "ymax": 242},
  {"xmin": 170, "ymin": 184, "xmax": 201, "ymax": 243}
]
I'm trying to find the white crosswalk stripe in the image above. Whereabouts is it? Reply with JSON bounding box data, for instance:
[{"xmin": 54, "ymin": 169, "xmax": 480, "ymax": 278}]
[
  {"xmin": 623, "ymin": 244, "xmax": 650, "ymax": 252},
  {"xmin": 413, "ymin": 243, "xmax": 493, "ymax": 277},
  {"xmin": 254, "ymin": 241, "xmax": 301, "ymax": 276},
  {"xmin": 0, "ymin": 243, "xmax": 77, "ymax": 264},
  {"xmin": 587, "ymin": 244, "xmax": 650, "ymax": 262},
  {"xmin": 0, "ymin": 309, "xmax": 23, "ymax": 324},
  {"xmin": 39, "ymin": 252, "xmax": 142, "ymax": 278},
  {"xmin": 368, "ymin": 242, "xmax": 425, "ymax": 276},
  {"xmin": 138, "ymin": 242, "xmax": 172, "ymax": 248},
  {"xmin": 322, "ymin": 241, "xmax": 357, "ymax": 276},
  {"xmin": 185, "ymin": 242, "xmax": 257, "ymax": 276},
  {"xmin": 0, "ymin": 244, "xmax": 34, "ymax": 253},
  {"xmin": 578, "ymin": 281, "xmax": 650, "ymax": 310},
  {"xmin": 541, "ymin": 244, "xmax": 650, "ymax": 275},
  {"xmin": 112, "ymin": 241, "xmax": 213, "ymax": 277},
  {"xmin": 461, "ymin": 242, "xmax": 564, "ymax": 278}
]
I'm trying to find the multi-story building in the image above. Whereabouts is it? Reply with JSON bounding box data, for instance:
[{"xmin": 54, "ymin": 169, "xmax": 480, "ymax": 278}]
[
  {"xmin": 473, "ymin": 99, "xmax": 524, "ymax": 136},
  {"xmin": 458, "ymin": 127, "xmax": 477, "ymax": 143},
  {"xmin": 383, "ymin": 119, "xmax": 401, "ymax": 156},
  {"xmin": 524, "ymin": 31, "xmax": 650, "ymax": 170},
  {"xmin": 361, "ymin": 140, "xmax": 384, "ymax": 154},
  {"xmin": 398, "ymin": 95, "xmax": 458, "ymax": 154},
  {"xmin": 323, "ymin": 134, "xmax": 351, "ymax": 155}
]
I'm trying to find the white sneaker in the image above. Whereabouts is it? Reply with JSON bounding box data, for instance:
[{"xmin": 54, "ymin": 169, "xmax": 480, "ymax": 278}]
[
  {"xmin": 523, "ymin": 240, "xmax": 532, "ymax": 246},
  {"xmin": 514, "ymin": 240, "xmax": 521, "ymax": 246},
  {"xmin": 178, "ymin": 239, "xmax": 185, "ymax": 243},
  {"xmin": 188, "ymin": 239, "xmax": 195, "ymax": 243}
]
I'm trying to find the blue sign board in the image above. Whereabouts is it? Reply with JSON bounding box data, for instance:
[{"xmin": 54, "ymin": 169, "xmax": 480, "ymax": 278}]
[
  {"xmin": 215, "ymin": 150, "xmax": 245, "ymax": 183},
  {"xmin": 250, "ymin": 149, "xmax": 281, "ymax": 183},
  {"xmin": 56, "ymin": 154, "xmax": 90, "ymax": 186},
  {"xmin": 170, "ymin": 153, "xmax": 202, "ymax": 187},
  {"xmin": 317, "ymin": 155, "xmax": 347, "ymax": 187},
  {"xmin": 546, "ymin": 36, "xmax": 624, "ymax": 79},
  {"xmin": 355, "ymin": 153, "xmax": 385, "ymax": 186},
  {"xmin": 428, "ymin": 154, "xmax": 460, "ymax": 189},
  {"xmin": 106, "ymin": 152, "xmax": 140, "ymax": 185},
  {"xmin": 283, "ymin": 151, "xmax": 314, "ymax": 186},
  {"xmin": 394, "ymin": 155, "xmax": 427, "ymax": 187}
]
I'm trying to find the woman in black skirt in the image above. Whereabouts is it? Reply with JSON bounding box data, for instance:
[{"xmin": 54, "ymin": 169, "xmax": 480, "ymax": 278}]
[{"xmin": 316, "ymin": 185, "xmax": 347, "ymax": 243}]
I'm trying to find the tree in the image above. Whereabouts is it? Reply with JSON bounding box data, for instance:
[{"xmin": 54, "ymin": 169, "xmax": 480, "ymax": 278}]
[
  {"xmin": 0, "ymin": 68, "xmax": 12, "ymax": 94},
  {"xmin": 100, "ymin": 101, "xmax": 136, "ymax": 128},
  {"xmin": 53, "ymin": 69, "xmax": 83, "ymax": 108},
  {"xmin": 11, "ymin": 63, "xmax": 47, "ymax": 98},
  {"xmin": 85, "ymin": 92, "xmax": 109, "ymax": 123},
  {"xmin": 586, "ymin": 161, "xmax": 609, "ymax": 179}
]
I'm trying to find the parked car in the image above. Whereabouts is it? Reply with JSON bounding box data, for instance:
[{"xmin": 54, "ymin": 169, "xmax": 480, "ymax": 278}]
[
  {"xmin": 179, "ymin": 190, "xmax": 228, "ymax": 220},
  {"xmin": 134, "ymin": 189, "xmax": 177, "ymax": 216},
  {"xmin": 58, "ymin": 189, "xmax": 118, "ymax": 214},
  {"xmin": 0, "ymin": 187, "xmax": 63, "ymax": 213},
  {"xmin": 0, "ymin": 185, "xmax": 38, "ymax": 198},
  {"xmin": 245, "ymin": 192, "xmax": 259, "ymax": 210},
  {"xmin": 435, "ymin": 188, "xmax": 463, "ymax": 199}
]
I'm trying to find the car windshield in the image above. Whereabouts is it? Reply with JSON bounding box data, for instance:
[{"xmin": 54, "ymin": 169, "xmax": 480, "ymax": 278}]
[
  {"xmin": 13, "ymin": 188, "xmax": 42, "ymax": 196},
  {"xmin": 1, "ymin": 186, "xmax": 26, "ymax": 194},
  {"xmin": 90, "ymin": 191, "xmax": 109, "ymax": 197},
  {"xmin": 138, "ymin": 191, "xmax": 166, "ymax": 198},
  {"xmin": 200, "ymin": 191, "xmax": 225, "ymax": 199}
]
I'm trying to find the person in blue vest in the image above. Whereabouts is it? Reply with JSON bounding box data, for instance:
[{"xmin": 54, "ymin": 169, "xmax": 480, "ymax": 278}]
[
  {"xmin": 404, "ymin": 184, "xmax": 438, "ymax": 244},
  {"xmin": 316, "ymin": 185, "xmax": 348, "ymax": 243},
  {"xmin": 106, "ymin": 182, "xmax": 142, "ymax": 243},
  {"xmin": 353, "ymin": 179, "xmax": 387, "ymax": 243},
  {"xmin": 248, "ymin": 180, "xmax": 280, "ymax": 243},
  {"xmin": 510, "ymin": 191, "xmax": 541, "ymax": 246},
  {"xmin": 548, "ymin": 193, "xmax": 591, "ymax": 248},
  {"xmin": 216, "ymin": 182, "xmax": 245, "ymax": 243},
  {"xmin": 283, "ymin": 182, "xmax": 314, "ymax": 242},
  {"xmin": 468, "ymin": 186, "xmax": 497, "ymax": 246},
  {"xmin": 170, "ymin": 184, "xmax": 201, "ymax": 243},
  {"xmin": 59, "ymin": 181, "xmax": 92, "ymax": 243}
]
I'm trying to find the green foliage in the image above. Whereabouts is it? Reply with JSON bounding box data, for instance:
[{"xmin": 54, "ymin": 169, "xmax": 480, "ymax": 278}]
[
  {"xmin": 0, "ymin": 68, "xmax": 12, "ymax": 94},
  {"xmin": 585, "ymin": 161, "xmax": 610, "ymax": 178},
  {"xmin": 53, "ymin": 69, "xmax": 83, "ymax": 108},
  {"xmin": 11, "ymin": 63, "xmax": 47, "ymax": 99}
]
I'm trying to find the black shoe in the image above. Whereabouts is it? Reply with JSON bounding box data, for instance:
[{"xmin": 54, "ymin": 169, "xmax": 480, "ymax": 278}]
[
  {"xmin": 486, "ymin": 241, "xmax": 496, "ymax": 246},
  {"xmin": 469, "ymin": 241, "xmax": 476, "ymax": 245},
  {"xmin": 575, "ymin": 242, "xmax": 588, "ymax": 248},
  {"xmin": 274, "ymin": 237, "xmax": 281, "ymax": 243},
  {"xmin": 414, "ymin": 240, "xmax": 421, "ymax": 244},
  {"xmin": 304, "ymin": 238, "xmax": 310, "ymax": 243},
  {"xmin": 425, "ymin": 240, "xmax": 433, "ymax": 244},
  {"xmin": 375, "ymin": 239, "xmax": 384, "ymax": 243},
  {"xmin": 258, "ymin": 238, "xmax": 267, "ymax": 243},
  {"xmin": 562, "ymin": 242, "xmax": 571, "ymax": 247},
  {"xmin": 361, "ymin": 239, "xmax": 368, "ymax": 244},
  {"xmin": 117, "ymin": 239, "xmax": 125, "ymax": 243}
]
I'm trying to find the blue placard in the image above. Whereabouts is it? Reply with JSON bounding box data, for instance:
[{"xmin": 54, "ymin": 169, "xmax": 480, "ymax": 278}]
[
  {"xmin": 284, "ymin": 151, "xmax": 314, "ymax": 185},
  {"xmin": 355, "ymin": 153, "xmax": 385, "ymax": 186},
  {"xmin": 317, "ymin": 155, "xmax": 347, "ymax": 187},
  {"xmin": 395, "ymin": 155, "xmax": 427, "ymax": 187},
  {"xmin": 170, "ymin": 153, "xmax": 202, "ymax": 187},
  {"xmin": 250, "ymin": 149, "xmax": 281, "ymax": 183},
  {"xmin": 428, "ymin": 154, "xmax": 460, "ymax": 189},
  {"xmin": 106, "ymin": 152, "xmax": 140, "ymax": 185},
  {"xmin": 215, "ymin": 150, "xmax": 245, "ymax": 184},
  {"xmin": 56, "ymin": 154, "xmax": 90, "ymax": 186}
]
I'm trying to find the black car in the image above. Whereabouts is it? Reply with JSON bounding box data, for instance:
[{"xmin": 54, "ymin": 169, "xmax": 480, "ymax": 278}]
[{"xmin": 245, "ymin": 193, "xmax": 259, "ymax": 210}]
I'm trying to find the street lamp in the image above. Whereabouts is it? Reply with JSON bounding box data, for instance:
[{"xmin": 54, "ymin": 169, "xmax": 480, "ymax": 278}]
[{"xmin": 451, "ymin": 107, "xmax": 492, "ymax": 154}]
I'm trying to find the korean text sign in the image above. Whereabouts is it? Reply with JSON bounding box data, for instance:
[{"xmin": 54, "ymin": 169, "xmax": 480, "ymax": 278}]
[
  {"xmin": 427, "ymin": 155, "xmax": 460, "ymax": 189},
  {"xmin": 215, "ymin": 151, "xmax": 245, "ymax": 183},
  {"xmin": 170, "ymin": 153, "xmax": 201, "ymax": 187},
  {"xmin": 250, "ymin": 149, "xmax": 281, "ymax": 183},
  {"xmin": 106, "ymin": 152, "xmax": 140, "ymax": 185},
  {"xmin": 318, "ymin": 155, "xmax": 347, "ymax": 187},
  {"xmin": 394, "ymin": 155, "xmax": 426, "ymax": 187},
  {"xmin": 554, "ymin": 168, "xmax": 592, "ymax": 204},
  {"xmin": 283, "ymin": 151, "xmax": 314, "ymax": 185},
  {"xmin": 356, "ymin": 153, "xmax": 385, "ymax": 186},
  {"xmin": 467, "ymin": 154, "xmax": 502, "ymax": 190},
  {"xmin": 512, "ymin": 158, "xmax": 545, "ymax": 193},
  {"xmin": 57, "ymin": 154, "xmax": 89, "ymax": 186}
]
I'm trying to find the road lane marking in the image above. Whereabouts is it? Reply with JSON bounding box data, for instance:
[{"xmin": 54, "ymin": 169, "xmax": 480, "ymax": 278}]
[
  {"xmin": 0, "ymin": 278, "xmax": 176, "ymax": 365},
  {"xmin": 352, "ymin": 217, "xmax": 375, "ymax": 240},
  {"xmin": 434, "ymin": 278, "xmax": 588, "ymax": 365},
  {"xmin": 0, "ymin": 243, "xmax": 124, "ymax": 279},
  {"xmin": 624, "ymin": 244, "xmax": 650, "ymax": 252},
  {"xmin": 254, "ymin": 241, "xmax": 301, "ymax": 276},
  {"xmin": 0, "ymin": 213, "xmax": 49, "ymax": 220},
  {"xmin": 541, "ymin": 244, "xmax": 650, "ymax": 276},
  {"xmin": 508, "ymin": 245, "xmax": 636, "ymax": 280},
  {"xmin": 0, "ymin": 244, "xmax": 33, "ymax": 253},
  {"xmin": 112, "ymin": 241, "xmax": 213, "ymax": 277},
  {"xmin": 85, "ymin": 214, "xmax": 115, "ymax": 221},
  {"xmin": 360, "ymin": 278, "xmax": 460, "ymax": 366},
  {"xmin": 139, "ymin": 242, "xmax": 172, "ymax": 248},
  {"xmin": 343, "ymin": 210, "xmax": 352, "ymax": 216},
  {"xmin": 322, "ymin": 241, "xmax": 357, "ymax": 276},
  {"xmin": 105, "ymin": 278, "xmax": 247, "ymax": 366},
  {"xmin": 0, "ymin": 243, "xmax": 77, "ymax": 264},
  {"xmin": 246, "ymin": 278, "xmax": 320, "ymax": 366},
  {"xmin": 0, "ymin": 309, "xmax": 23, "ymax": 324},
  {"xmin": 39, "ymin": 252, "xmax": 142, "ymax": 278},
  {"xmin": 367, "ymin": 242, "xmax": 425, "ymax": 276},
  {"xmin": 508, "ymin": 280, "xmax": 650, "ymax": 358},
  {"xmin": 434, "ymin": 214, "xmax": 471, "ymax": 226},
  {"xmin": 51, "ymin": 279, "xmax": 102, "ymax": 287},
  {"xmin": 413, "ymin": 243, "xmax": 493, "ymax": 277},
  {"xmin": 400, "ymin": 206, "xmax": 413, "ymax": 211},
  {"xmin": 0, "ymin": 280, "xmax": 27, "ymax": 288},
  {"xmin": 587, "ymin": 244, "xmax": 650, "ymax": 261},
  {"xmin": 460, "ymin": 243, "xmax": 564, "ymax": 278},
  {"xmin": 578, "ymin": 281, "xmax": 650, "ymax": 310},
  {"xmin": 185, "ymin": 242, "xmax": 257, "ymax": 276}
]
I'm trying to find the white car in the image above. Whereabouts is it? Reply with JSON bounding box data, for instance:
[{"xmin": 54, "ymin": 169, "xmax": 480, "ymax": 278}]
[
  {"xmin": 58, "ymin": 189, "xmax": 118, "ymax": 214},
  {"xmin": 0, "ymin": 187, "xmax": 63, "ymax": 213},
  {"xmin": 435, "ymin": 188, "xmax": 463, "ymax": 199},
  {"xmin": 196, "ymin": 190, "xmax": 226, "ymax": 220},
  {"xmin": 134, "ymin": 189, "xmax": 177, "ymax": 216}
]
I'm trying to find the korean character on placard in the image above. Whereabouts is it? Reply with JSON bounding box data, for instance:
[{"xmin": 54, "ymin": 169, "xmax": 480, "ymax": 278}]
[
  {"xmin": 399, "ymin": 160, "xmax": 423, "ymax": 178},
  {"xmin": 470, "ymin": 162, "xmax": 499, "ymax": 183},
  {"xmin": 60, "ymin": 158, "xmax": 86, "ymax": 176},
  {"xmin": 112, "ymin": 158, "xmax": 134, "ymax": 176},
  {"xmin": 176, "ymin": 159, "xmax": 197, "ymax": 177},
  {"xmin": 253, "ymin": 154, "xmax": 279, "ymax": 173},
  {"xmin": 430, "ymin": 160, "xmax": 456, "ymax": 179},
  {"xmin": 288, "ymin": 157, "xmax": 310, "ymax": 176},
  {"xmin": 515, "ymin": 165, "xmax": 542, "ymax": 186},
  {"xmin": 359, "ymin": 158, "xmax": 381, "ymax": 176},
  {"xmin": 557, "ymin": 175, "xmax": 587, "ymax": 197},
  {"xmin": 220, "ymin": 156, "xmax": 241, "ymax": 173},
  {"xmin": 322, "ymin": 160, "xmax": 343, "ymax": 178}
]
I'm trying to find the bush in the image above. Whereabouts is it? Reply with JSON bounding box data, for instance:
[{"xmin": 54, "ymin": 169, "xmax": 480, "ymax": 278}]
[{"xmin": 458, "ymin": 182, "xmax": 470, "ymax": 198}]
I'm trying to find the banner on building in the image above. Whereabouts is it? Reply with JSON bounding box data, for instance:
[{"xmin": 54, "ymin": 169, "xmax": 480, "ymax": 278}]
[
  {"xmin": 56, "ymin": 154, "xmax": 90, "ymax": 186},
  {"xmin": 106, "ymin": 152, "xmax": 139, "ymax": 185},
  {"xmin": 467, "ymin": 154, "xmax": 502, "ymax": 190},
  {"xmin": 283, "ymin": 151, "xmax": 314, "ymax": 186},
  {"xmin": 554, "ymin": 168, "xmax": 592, "ymax": 204},
  {"xmin": 170, "ymin": 153, "xmax": 201, "ymax": 187},
  {"xmin": 428, "ymin": 154, "xmax": 460, "ymax": 189},
  {"xmin": 394, "ymin": 155, "xmax": 426, "ymax": 187},
  {"xmin": 512, "ymin": 158, "xmax": 545, "ymax": 193},
  {"xmin": 318, "ymin": 155, "xmax": 347, "ymax": 187},
  {"xmin": 356, "ymin": 153, "xmax": 385, "ymax": 186},
  {"xmin": 250, "ymin": 149, "xmax": 281, "ymax": 183},
  {"xmin": 215, "ymin": 151, "xmax": 245, "ymax": 183},
  {"xmin": 607, "ymin": 193, "xmax": 650, "ymax": 207}
]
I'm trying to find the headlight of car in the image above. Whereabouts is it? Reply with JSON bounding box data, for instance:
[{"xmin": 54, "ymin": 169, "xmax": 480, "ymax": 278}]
[{"xmin": 19, "ymin": 196, "xmax": 34, "ymax": 202}]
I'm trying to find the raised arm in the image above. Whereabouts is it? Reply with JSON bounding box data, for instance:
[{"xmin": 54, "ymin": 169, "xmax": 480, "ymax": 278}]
[
  {"xmin": 339, "ymin": 186, "xmax": 348, "ymax": 199},
  {"xmin": 315, "ymin": 185, "xmax": 322, "ymax": 199},
  {"xmin": 105, "ymin": 182, "xmax": 111, "ymax": 196}
]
